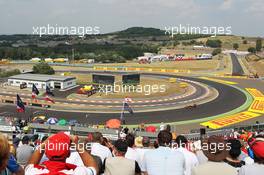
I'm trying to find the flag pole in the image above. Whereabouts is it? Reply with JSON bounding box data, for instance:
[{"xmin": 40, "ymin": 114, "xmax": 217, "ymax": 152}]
[{"xmin": 120, "ymin": 100, "xmax": 125, "ymax": 125}]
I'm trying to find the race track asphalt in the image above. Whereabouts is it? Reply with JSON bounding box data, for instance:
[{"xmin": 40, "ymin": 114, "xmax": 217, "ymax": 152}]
[
  {"xmin": 230, "ymin": 53, "xmax": 244, "ymax": 75},
  {"xmin": 0, "ymin": 72, "xmax": 247, "ymax": 125}
]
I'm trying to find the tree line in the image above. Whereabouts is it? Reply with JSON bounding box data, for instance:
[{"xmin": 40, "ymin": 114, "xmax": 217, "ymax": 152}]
[{"xmin": 0, "ymin": 43, "xmax": 158, "ymax": 63}]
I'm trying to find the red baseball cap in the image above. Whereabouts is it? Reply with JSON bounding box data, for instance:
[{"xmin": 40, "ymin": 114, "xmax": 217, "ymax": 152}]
[
  {"xmin": 45, "ymin": 132, "xmax": 71, "ymax": 160},
  {"xmin": 250, "ymin": 137, "xmax": 264, "ymax": 159}
]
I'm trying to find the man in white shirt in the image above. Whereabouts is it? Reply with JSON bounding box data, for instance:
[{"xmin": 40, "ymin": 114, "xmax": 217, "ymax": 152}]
[
  {"xmin": 135, "ymin": 136, "xmax": 152, "ymax": 169},
  {"xmin": 91, "ymin": 132, "xmax": 112, "ymax": 162},
  {"xmin": 102, "ymin": 139, "xmax": 141, "ymax": 175},
  {"xmin": 142, "ymin": 130, "xmax": 185, "ymax": 175},
  {"xmin": 174, "ymin": 135, "xmax": 199, "ymax": 175},
  {"xmin": 16, "ymin": 136, "xmax": 34, "ymax": 167},
  {"xmin": 125, "ymin": 134, "xmax": 141, "ymax": 163}
]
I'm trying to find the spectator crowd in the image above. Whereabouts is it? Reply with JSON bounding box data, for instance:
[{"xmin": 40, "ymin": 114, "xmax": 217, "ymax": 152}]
[{"xmin": 0, "ymin": 127, "xmax": 264, "ymax": 175}]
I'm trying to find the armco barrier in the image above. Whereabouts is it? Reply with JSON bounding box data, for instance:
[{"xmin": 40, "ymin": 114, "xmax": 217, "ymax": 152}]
[
  {"xmin": 29, "ymin": 123, "xmax": 157, "ymax": 140},
  {"xmin": 29, "ymin": 123, "xmax": 236, "ymax": 141}
]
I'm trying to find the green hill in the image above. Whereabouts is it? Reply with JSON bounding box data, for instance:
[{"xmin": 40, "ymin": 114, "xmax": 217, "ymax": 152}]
[{"xmin": 112, "ymin": 27, "xmax": 165, "ymax": 37}]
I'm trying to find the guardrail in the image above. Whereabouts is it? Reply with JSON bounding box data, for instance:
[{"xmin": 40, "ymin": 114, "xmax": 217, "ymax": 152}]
[
  {"xmin": 29, "ymin": 123, "xmax": 235, "ymax": 141},
  {"xmin": 29, "ymin": 123, "xmax": 158, "ymax": 140},
  {"xmin": 1, "ymin": 121, "xmax": 262, "ymax": 141}
]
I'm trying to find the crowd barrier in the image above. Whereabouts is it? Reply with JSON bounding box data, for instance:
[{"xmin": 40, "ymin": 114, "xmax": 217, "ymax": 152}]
[
  {"xmin": 29, "ymin": 123, "xmax": 158, "ymax": 141},
  {"xmin": 27, "ymin": 123, "xmax": 241, "ymax": 141}
]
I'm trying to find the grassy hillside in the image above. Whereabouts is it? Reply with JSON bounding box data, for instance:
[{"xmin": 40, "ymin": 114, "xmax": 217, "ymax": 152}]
[{"xmin": 197, "ymin": 35, "xmax": 263, "ymax": 51}]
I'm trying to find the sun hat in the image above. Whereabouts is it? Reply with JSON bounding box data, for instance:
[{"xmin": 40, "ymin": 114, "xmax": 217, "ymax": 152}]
[
  {"xmin": 135, "ymin": 136, "xmax": 143, "ymax": 148},
  {"xmin": 249, "ymin": 137, "xmax": 264, "ymax": 160},
  {"xmin": 202, "ymin": 135, "xmax": 228, "ymax": 162}
]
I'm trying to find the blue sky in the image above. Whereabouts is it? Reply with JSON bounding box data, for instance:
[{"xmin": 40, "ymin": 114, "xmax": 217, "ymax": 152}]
[{"xmin": 0, "ymin": 0, "xmax": 263, "ymax": 36}]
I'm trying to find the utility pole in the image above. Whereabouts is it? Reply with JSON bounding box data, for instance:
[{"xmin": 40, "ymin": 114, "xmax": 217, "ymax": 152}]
[{"xmin": 72, "ymin": 48, "xmax": 75, "ymax": 64}]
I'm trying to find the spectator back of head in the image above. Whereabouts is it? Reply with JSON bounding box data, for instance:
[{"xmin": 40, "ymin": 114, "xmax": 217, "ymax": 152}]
[
  {"xmin": 142, "ymin": 137, "xmax": 150, "ymax": 147},
  {"xmin": 31, "ymin": 134, "xmax": 39, "ymax": 143},
  {"xmin": 176, "ymin": 135, "xmax": 188, "ymax": 148},
  {"xmin": 126, "ymin": 133, "xmax": 135, "ymax": 148},
  {"xmin": 22, "ymin": 135, "xmax": 30, "ymax": 145},
  {"xmin": 158, "ymin": 130, "xmax": 172, "ymax": 147},
  {"xmin": 92, "ymin": 132, "xmax": 103, "ymax": 143},
  {"xmin": 114, "ymin": 139, "xmax": 128, "ymax": 155},
  {"xmin": 13, "ymin": 137, "xmax": 20, "ymax": 148},
  {"xmin": 228, "ymin": 139, "xmax": 242, "ymax": 159}
]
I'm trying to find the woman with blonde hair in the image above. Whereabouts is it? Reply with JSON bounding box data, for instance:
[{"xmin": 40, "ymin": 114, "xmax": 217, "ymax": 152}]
[
  {"xmin": 0, "ymin": 133, "xmax": 24, "ymax": 175},
  {"xmin": 0, "ymin": 133, "xmax": 10, "ymax": 173}
]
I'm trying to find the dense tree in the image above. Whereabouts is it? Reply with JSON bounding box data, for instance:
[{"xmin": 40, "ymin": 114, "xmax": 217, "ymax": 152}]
[
  {"xmin": 206, "ymin": 39, "xmax": 222, "ymax": 48},
  {"xmin": 243, "ymin": 40, "xmax": 248, "ymax": 44},
  {"xmin": 0, "ymin": 69, "xmax": 20, "ymax": 78},
  {"xmin": 212, "ymin": 48, "xmax": 222, "ymax": 56},
  {"xmin": 96, "ymin": 52, "xmax": 126, "ymax": 63},
  {"xmin": 248, "ymin": 47, "xmax": 256, "ymax": 53},
  {"xmin": 33, "ymin": 62, "xmax": 55, "ymax": 75},
  {"xmin": 233, "ymin": 43, "xmax": 239, "ymax": 50},
  {"xmin": 0, "ymin": 43, "xmax": 158, "ymax": 62}
]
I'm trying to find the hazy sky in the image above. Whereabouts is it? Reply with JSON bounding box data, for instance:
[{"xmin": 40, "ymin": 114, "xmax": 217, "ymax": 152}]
[{"xmin": 0, "ymin": 0, "xmax": 263, "ymax": 36}]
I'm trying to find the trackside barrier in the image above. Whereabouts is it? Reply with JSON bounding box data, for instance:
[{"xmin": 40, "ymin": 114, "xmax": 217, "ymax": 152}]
[
  {"xmin": 2, "ymin": 122, "xmax": 263, "ymax": 141},
  {"xmin": 28, "ymin": 124, "xmax": 237, "ymax": 141},
  {"xmin": 184, "ymin": 129, "xmax": 233, "ymax": 141},
  {"xmin": 29, "ymin": 123, "xmax": 158, "ymax": 140},
  {"xmin": 93, "ymin": 66, "xmax": 191, "ymax": 74}
]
